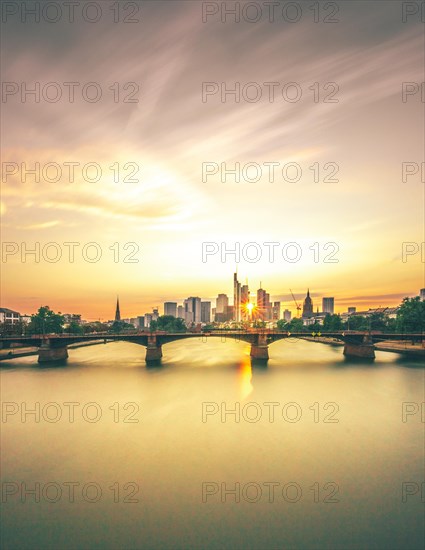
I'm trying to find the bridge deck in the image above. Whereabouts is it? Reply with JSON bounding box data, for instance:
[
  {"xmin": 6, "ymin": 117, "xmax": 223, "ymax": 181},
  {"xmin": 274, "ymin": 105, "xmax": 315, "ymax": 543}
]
[{"xmin": 0, "ymin": 331, "xmax": 423, "ymax": 345}]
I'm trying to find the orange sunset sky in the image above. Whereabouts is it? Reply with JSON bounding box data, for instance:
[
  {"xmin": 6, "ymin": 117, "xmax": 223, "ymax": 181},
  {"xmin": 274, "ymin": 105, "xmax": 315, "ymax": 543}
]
[{"xmin": 1, "ymin": 1, "xmax": 424, "ymax": 320}]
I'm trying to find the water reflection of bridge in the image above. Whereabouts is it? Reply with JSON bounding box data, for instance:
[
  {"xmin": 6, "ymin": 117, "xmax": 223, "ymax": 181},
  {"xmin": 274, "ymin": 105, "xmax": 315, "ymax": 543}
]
[{"xmin": 0, "ymin": 331, "xmax": 423, "ymax": 363}]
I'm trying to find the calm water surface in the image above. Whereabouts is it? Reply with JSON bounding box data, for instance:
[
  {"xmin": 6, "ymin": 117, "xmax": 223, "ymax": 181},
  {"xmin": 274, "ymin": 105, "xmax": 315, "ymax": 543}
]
[{"xmin": 1, "ymin": 339, "xmax": 424, "ymax": 550}]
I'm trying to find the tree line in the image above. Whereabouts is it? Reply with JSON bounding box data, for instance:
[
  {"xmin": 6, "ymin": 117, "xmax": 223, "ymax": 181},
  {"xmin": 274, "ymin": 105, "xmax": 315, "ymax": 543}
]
[
  {"xmin": 275, "ymin": 297, "xmax": 424, "ymax": 333},
  {"xmin": 0, "ymin": 308, "xmax": 187, "ymax": 336}
]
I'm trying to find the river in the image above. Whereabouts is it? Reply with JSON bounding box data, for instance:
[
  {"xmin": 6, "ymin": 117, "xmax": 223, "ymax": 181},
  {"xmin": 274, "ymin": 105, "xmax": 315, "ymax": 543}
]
[{"xmin": 1, "ymin": 339, "xmax": 424, "ymax": 550}]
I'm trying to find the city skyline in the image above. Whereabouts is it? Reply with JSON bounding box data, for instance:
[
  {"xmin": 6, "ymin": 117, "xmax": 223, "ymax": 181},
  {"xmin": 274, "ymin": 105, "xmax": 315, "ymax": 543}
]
[
  {"xmin": 3, "ymin": 279, "xmax": 423, "ymax": 323},
  {"xmin": 2, "ymin": 252, "xmax": 423, "ymax": 320}
]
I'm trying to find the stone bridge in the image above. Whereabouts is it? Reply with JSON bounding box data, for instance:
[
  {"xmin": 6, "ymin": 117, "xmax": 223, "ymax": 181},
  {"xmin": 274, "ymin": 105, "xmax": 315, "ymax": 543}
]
[{"xmin": 0, "ymin": 330, "xmax": 423, "ymax": 363}]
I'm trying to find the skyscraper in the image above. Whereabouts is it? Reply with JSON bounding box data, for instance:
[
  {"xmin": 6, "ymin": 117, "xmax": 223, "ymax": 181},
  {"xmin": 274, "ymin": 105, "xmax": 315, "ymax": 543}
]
[
  {"xmin": 256, "ymin": 284, "xmax": 272, "ymax": 320},
  {"xmin": 164, "ymin": 302, "xmax": 177, "ymax": 317},
  {"xmin": 201, "ymin": 301, "xmax": 211, "ymax": 323},
  {"xmin": 216, "ymin": 293, "xmax": 229, "ymax": 313},
  {"xmin": 184, "ymin": 297, "xmax": 201, "ymax": 324},
  {"xmin": 177, "ymin": 305, "xmax": 184, "ymax": 319},
  {"xmin": 241, "ymin": 284, "xmax": 250, "ymax": 320},
  {"xmin": 420, "ymin": 289, "xmax": 425, "ymax": 301},
  {"xmin": 302, "ymin": 289, "xmax": 314, "ymax": 318},
  {"xmin": 215, "ymin": 294, "xmax": 229, "ymax": 322},
  {"xmin": 233, "ymin": 272, "xmax": 241, "ymax": 322},
  {"xmin": 272, "ymin": 302, "xmax": 281, "ymax": 320},
  {"xmin": 283, "ymin": 309, "xmax": 292, "ymax": 322},
  {"xmin": 257, "ymin": 286, "xmax": 267, "ymax": 320},
  {"xmin": 115, "ymin": 297, "xmax": 121, "ymax": 321},
  {"xmin": 322, "ymin": 297, "xmax": 335, "ymax": 314},
  {"xmin": 265, "ymin": 292, "xmax": 272, "ymax": 320}
]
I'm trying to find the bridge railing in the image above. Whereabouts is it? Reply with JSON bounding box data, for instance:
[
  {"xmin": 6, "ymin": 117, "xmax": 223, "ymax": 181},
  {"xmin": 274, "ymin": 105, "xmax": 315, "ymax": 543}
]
[{"xmin": 1, "ymin": 329, "xmax": 424, "ymax": 340}]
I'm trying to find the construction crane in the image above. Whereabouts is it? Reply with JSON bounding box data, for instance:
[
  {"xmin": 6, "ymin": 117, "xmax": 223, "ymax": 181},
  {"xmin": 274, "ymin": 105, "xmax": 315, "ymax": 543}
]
[{"xmin": 290, "ymin": 289, "xmax": 301, "ymax": 318}]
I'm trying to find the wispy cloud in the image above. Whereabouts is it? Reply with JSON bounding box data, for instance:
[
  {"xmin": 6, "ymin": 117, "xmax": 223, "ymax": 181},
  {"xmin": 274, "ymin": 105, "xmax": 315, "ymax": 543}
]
[{"xmin": 1, "ymin": 1, "xmax": 423, "ymax": 316}]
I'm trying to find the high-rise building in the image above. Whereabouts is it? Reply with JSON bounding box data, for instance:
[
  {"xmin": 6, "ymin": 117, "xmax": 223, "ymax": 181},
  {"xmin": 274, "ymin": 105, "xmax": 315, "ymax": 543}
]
[
  {"xmin": 115, "ymin": 297, "xmax": 121, "ymax": 321},
  {"xmin": 137, "ymin": 316, "xmax": 145, "ymax": 329},
  {"xmin": 265, "ymin": 293, "xmax": 272, "ymax": 320},
  {"xmin": 272, "ymin": 302, "xmax": 281, "ymax": 320},
  {"xmin": 283, "ymin": 309, "xmax": 292, "ymax": 322},
  {"xmin": 177, "ymin": 305, "xmax": 184, "ymax": 319},
  {"xmin": 322, "ymin": 297, "xmax": 335, "ymax": 314},
  {"xmin": 144, "ymin": 314, "xmax": 152, "ymax": 328},
  {"xmin": 256, "ymin": 287, "xmax": 266, "ymax": 319},
  {"xmin": 233, "ymin": 272, "xmax": 241, "ymax": 321},
  {"xmin": 227, "ymin": 305, "xmax": 234, "ymax": 320},
  {"xmin": 201, "ymin": 301, "xmax": 211, "ymax": 323},
  {"xmin": 241, "ymin": 284, "xmax": 249, "ymax": 303},
  {"xmin": 152, "ymin": 308, "xmax": 159, "ymax": 321},
  {"xmin": 164, "ymin": 302, "xmax": 177, "ymax": 317},
  {"xmin": 302, "ymin": 289, "xmax": 314, "ymax": 318},
  {"xmin": 420, "ymin": 289, "xmax": 425, "ymax": 301},
  {"xmin": 184, "ymin": 297, "xmax": 201, "ymax": 324},
  {"xmin": 215, "ymin": 294, "xmax": 230, "ymax": 322},
  {"xmin": 216, "ymin": 294, "xmax": 229, "ymax": 314},
  {"xmin": 256, "ymin": 285, "xmax": 272, "ymax": 320},
  {"xmin": 241, "ymin": 284, "xmax": 250, "ymax": 320}
]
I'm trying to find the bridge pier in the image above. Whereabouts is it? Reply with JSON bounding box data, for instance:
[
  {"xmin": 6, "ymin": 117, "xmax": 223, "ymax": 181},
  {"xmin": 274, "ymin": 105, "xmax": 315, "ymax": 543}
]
[
  {"xmin": 145, "ymin": 335, "xmax": 162, "ymax": 363},
  {"xmin": 250, "ymin": 334, "xmax": 269, "ymax": 361},
  {"xmin": 38, "ymin": 341, "xmax": 68, "ymax": 363},
  {"xmin": 343, "ymin": 336, "xmax": 375, "ymax": 360},
  {"xmin": 145, "ymin": 345, "xmax": 163, "ymax": 362}
]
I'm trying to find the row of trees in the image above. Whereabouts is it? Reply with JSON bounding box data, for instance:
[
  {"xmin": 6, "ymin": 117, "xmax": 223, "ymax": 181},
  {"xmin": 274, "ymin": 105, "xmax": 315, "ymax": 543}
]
[
  {"xmin": 149, "ymin": 316, "xmax": 186, "ymax": 332},
  {"xmin": 0, "ymin": 308, "xmax": 188, "ymax": 336},
  {"xmin": 0, "ymin": 306, "xmax": 121, "ymax": 336},
  {"xmin": 275, "ymin": 297, "xmax": 425, "ymax": 333}
]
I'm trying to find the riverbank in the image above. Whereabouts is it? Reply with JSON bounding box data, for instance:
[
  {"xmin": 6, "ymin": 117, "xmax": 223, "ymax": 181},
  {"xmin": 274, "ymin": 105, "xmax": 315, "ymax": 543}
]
[
  {"xmin": 302, "ymin": 336, "xmax": 344, "ymax": 346},
  {"xmin": 374, "ymin": 340, "xmax": 425, "ymax": 357},
  {"xmin": 0, "ymin": 339, "xmax": 108, "ymax": 361},
  {"xmin": 301, "ymin": 336, "xmax": 425, "ymax": 357}
]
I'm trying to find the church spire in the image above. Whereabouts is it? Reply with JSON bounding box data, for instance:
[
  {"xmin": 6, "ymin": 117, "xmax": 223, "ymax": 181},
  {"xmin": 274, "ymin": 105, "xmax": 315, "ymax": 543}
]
[
  {"xmin": 302, "ymin": 289, "xmax": 313, "ymax": 319},
  {"xmin": 115, "ymin": 296, "xmax": 121, "ymax": 321}
]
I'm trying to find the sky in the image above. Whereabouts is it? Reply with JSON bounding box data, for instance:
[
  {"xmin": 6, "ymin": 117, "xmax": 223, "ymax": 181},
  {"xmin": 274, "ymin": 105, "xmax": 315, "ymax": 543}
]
[{"xmin": 1, "ymin": 0, "xmax": 424, "ymax": 320}]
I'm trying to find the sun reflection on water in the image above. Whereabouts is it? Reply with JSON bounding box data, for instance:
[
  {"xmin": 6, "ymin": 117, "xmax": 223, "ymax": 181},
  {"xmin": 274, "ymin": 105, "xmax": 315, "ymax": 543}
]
[{"xmin": 238, "ymin": 350, "xmax": 253, "ymax": 400}]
